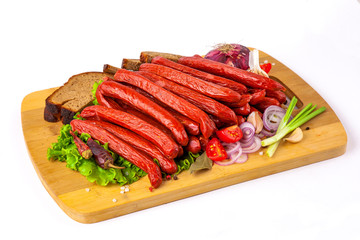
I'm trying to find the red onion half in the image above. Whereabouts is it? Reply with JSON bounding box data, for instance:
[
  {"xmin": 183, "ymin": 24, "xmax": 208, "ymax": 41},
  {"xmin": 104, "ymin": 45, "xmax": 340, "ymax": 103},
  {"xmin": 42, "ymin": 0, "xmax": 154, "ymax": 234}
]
[{"xmin": 205, "ymin": 43, "xmax": 250, "ymax": 70}]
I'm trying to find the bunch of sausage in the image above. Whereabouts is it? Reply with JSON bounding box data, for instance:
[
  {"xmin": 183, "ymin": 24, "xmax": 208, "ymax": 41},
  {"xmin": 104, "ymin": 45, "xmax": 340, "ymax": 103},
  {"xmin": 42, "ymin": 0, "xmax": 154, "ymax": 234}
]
[{"xmin": 71, "ymin": 55, "xmax": 286, "ymax": 189}]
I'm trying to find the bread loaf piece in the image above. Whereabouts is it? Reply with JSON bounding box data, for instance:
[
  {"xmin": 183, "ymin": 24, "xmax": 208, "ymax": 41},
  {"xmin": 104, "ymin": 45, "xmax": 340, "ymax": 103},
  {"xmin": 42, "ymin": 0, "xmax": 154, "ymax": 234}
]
[
  {"xmin": 121, "ymin": 59, "xmax": 142, "ymax": 71},
  {"xmin": 103, "ymin": 64, "xmax": 120, "ymax": 75},
  {"xmin": 44, "ymin": 72, "xmax": 113, "ymax": 124},
  {"xmin": 140, "ymin": 51, "xmax": 183, "ymax": 63}
]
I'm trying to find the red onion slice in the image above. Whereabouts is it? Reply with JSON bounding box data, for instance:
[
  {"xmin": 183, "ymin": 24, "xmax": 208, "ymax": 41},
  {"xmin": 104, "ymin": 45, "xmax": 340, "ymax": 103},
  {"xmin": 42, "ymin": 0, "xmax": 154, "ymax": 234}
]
[
  {"xmin": 259, "ymin": 127, "xmax": 276, "ymax": 137},
  {"xmin": 215, "ymin": 142, "xmax": 242, "ymax": 166},
  {"xmin": 239, "ymin": 122, "xmax": 255, "ymax": 140},
  {"xmin": 240, "ymin": 137, "xmax": 255, "ymax": 148},
  {"xmin": 214, "ymin": 157, "xmax": 238, "ymax": 166},
  {"xmin": 263, "ymin": 105, "xmax": 286, "ymax": 131},
  {"xmin": 222, "ymin": 141, "xmax": 241, "ymax": 155},
  {"xmin": 242, "ymin": 136, "xmax": 262, "ymax": 154},
  {"xmin": 235, "ymin": 154, "xmax": 248, "ymax": 163},
  {"xmin": 230, "ymin": 147, "xmax": 243, "ymax": 162}
]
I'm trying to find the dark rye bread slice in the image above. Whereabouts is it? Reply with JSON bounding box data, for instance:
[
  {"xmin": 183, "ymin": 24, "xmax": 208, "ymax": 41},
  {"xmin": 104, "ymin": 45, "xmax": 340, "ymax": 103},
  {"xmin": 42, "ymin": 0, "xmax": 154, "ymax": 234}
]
[
  {"xmin": 140, "ymin": 51, "xmax": 183, "ymax": 63},
  {"xmin": 44, "ymin": 72, "xmax": 113, "ymax": 124},
  {"xmin": 121, "ymin": 59, "xmax": 142, "ymax": 71}
]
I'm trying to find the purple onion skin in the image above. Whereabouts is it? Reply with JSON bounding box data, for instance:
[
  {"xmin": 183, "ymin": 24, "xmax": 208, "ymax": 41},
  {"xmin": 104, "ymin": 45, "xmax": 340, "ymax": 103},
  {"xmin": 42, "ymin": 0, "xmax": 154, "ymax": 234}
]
[
  {"xmin": 205, "ymin": 44, "xmax": 250, "ymax": 70},
  {"xmin": 204, "ymin": 49, "xmax": 227, "ymax": 63}
]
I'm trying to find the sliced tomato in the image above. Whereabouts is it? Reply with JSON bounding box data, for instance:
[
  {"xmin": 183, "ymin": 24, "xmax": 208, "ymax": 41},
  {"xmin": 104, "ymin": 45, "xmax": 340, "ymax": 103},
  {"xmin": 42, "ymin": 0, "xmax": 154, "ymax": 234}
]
[
  {"xmin": 260, "ymin": 63, "xmax": 272, "ymax": 73},
  {"xmin": 216, "ymin": 125, "xmax": 243, "ymax": 143},
  {"xmin": 205, "ymin": 138, "xmax": 227, "ymax": 162}
]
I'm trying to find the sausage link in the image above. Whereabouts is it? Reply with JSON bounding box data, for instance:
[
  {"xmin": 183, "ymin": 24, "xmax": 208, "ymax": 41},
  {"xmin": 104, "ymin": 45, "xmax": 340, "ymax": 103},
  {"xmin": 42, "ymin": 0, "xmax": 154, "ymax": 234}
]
[
  {"xmin": 208, "ymin": 114, "xmax": 226, "ymax": 129},
  {"xmin": 198, "ymin": 135, "xmax": 209, "ymax": 151},
  {"xmin": 236, "ymin": 115, "xmax": 246, "ymax": 125},
  {"xmin": 98, "ymin": 87, "xmax": 180, "ymax": 146},
  {"xmin": 222, "ymin": 94, "xmax": 252, "ymax": 108},
  {"xmin": 186, "ymin": 136, "xmax": 202, "ymax": 154},
  {"xmin": 113, "ymin": 69, "xmax": 215, "ymax": 139},
  {"xmin": 113, "ymin": 82, "xmax": 202, "ymax": 137},
  {"xmin": 163, "ymin": 107, "xmax": 200, "ymax": 136},
  {"xmin": 265, "ymin": 89, "xmax": 287, "ymax": 104},
  {"xmin": 233, "ymin": 103, "xmax": 251, "ymax": 116},
  {"xmin": 118, "ymin": 100, "xmax": 177, "ymax": 140},
  {"xmin": 138, "ymin": 71, "xmax": 237, "ymax": 125},
  {"xmin": 249, "ymin": 89, "xmax": 266, "ymax": 105},
  {"xmin": 254, "ymin": 97, "xmax": 281, "ymax": 112},
  {"xmin": 113, "ymin": 100, "xmax": 184, "ymax": 158},
  {"xmin": 80, "ymin": 105, "xmax": 179, "ymax": 159},
  {"xmin": 86, "ymin": 120, "xmax": 178, "ymax": 174},
  {"xmin": 115, "ymin": 77, "xmax": 216, "ymax": 135},
  {"xmin": 96, "ymin": 86, "xmax": 123, "ymax": 110},
  {"xmin": 151, "ymin": 56, "xmax": 247, "ymax": 94},
  {"xmin": 177, "ymin": 146, "xmax": 184, "ymax": 157},
  {"xmin": 70, "ymin": 119, "xmax": 162, "ymax": 188},
  {"xmin": 178, "ymin": 56, "xmax": 286, "ymax": 91},
  {"xmin": 138, "ymin": 63, "xmax": 241, "ymax": 103},
  {"xmin": 99, "ymin": 80, "xmax": 188, "ymax": 146}
]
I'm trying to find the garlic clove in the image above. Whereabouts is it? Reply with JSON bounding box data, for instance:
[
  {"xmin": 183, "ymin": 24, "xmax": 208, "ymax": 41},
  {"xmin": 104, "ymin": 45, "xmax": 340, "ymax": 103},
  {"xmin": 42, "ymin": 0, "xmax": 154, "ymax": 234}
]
[
  {"xmin": 247, "ymin": 111, "xmax": 263, "ymax": 134},
  {"xmin": 284, "ymin": 127, "xmax": 303, "ymax": 143}
]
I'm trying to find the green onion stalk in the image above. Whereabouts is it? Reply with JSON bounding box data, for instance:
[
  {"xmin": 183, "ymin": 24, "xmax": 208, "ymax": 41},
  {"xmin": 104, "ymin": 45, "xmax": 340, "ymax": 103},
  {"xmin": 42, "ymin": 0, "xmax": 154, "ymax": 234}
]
[{"xmin": 261, "ymin": 96, "xmax": 326, "ymax": 157}]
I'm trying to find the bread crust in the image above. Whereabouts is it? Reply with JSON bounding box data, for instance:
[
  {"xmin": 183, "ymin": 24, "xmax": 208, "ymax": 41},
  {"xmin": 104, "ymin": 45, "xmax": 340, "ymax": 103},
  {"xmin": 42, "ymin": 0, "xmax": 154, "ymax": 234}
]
[
  {"xmin": 44, "ymin": 72, "xmax": 113, "ymax": 124},
  {"xmin": 140, "ymin": 51, "xmax": 182, "ymax": 63},
  {"xmin": 121, "ymin": 59, "xmax": 142, "ymax": 71}
]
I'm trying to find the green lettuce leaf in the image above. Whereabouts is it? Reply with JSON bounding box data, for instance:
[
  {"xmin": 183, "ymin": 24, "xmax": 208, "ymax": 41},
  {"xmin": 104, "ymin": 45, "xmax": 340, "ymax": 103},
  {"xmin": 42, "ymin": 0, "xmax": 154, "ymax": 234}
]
[
  {"xmin": 91, "ymin": 79, "xmax": 104, "ymax": 105},
  {"xmin": 47, "ymin": 124, "xmax": 146, "ymax": 186}
]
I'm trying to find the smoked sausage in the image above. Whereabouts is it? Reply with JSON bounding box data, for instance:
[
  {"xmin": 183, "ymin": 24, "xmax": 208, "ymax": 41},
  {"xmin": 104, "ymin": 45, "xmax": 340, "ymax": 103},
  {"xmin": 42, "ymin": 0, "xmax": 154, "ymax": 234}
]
[
  {"xmin": 138, "ymin": 71, "xmax": 237, "ymax": 125},
  {"xmin": 151, "ymin": 56, "xmax": 247, "ymax": 94},
  {"xmin": 186, "ymin": 136, "xmax": 202, "ymax": 154},
  {"xmin": 80, "ymin": 105, "xmax": 179, "ymax": 159},
  {"xmin": 99, "ymin": 80, "xmax": 188, "ymax": 146},
  {"xmin": 138, "ymin": 63, "xmax": 241, "ymax": 103},
  {"xmin": 70, "ymin": 119, "xmax": 162, "ymax": 188},
  {"xmin": 86, "ymin": 120, "xmax": 178, "ymax": 174},
  {"xmin": 113, "ymin": 69, "xmax": 215, "ymax": 139},
  {"xmin": 178, "ymin": 56, "xmax": 286, "ymax": 91}
]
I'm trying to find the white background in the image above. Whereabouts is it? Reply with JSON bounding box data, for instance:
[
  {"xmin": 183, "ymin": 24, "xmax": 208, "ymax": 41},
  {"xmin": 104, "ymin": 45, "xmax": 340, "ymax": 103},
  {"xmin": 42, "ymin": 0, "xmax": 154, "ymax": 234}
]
[{"xmin": 1, "ymin": 0, "xmax": 360, "ymax": 239}]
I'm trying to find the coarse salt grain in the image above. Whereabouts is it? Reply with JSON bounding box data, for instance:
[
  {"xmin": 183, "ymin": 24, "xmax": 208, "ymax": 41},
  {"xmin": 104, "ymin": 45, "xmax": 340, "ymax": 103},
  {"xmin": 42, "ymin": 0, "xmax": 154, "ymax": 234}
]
[
  {"xmin": 125, "ymin": 188, "xmax": 129, "ymax": 193},
  {"xmin": 113, "ymin": 198, "xmax": 117, "ymax": 203},
  {"xmin": 272, "ymin": 63, "xmax": 275, "ymax": 65},
  {"xmin": 85, "ymin": 188, "xmax": 90, "ymax": 192},
  {"xmin": 120, "ymin": 186, "xmax": 125, "ymax": 190},
  {"xmin": 264, "ymin": 60, "xmax": 268, "ymax": 63},
  {"xmin": 120, "ymin": 190, "xmax": 124, "ymax": 194},
  {"xmin": 259, "ymin": 151, "xmax": 264, "ymax": 155}
]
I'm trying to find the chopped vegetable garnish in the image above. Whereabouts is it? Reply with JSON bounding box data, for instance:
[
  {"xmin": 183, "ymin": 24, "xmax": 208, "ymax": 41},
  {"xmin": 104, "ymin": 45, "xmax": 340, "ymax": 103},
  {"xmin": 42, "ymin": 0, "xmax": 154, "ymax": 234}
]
[{"xmin": 261, "ymin": 97, "xmax": 326, "ymax": 157}]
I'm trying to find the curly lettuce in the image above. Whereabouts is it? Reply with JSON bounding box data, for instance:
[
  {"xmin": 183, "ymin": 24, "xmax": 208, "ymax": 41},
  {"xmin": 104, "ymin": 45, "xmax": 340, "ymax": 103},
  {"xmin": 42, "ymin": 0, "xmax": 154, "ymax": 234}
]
[
  {"xmin": 47, "ymin": 124, "xmax": 146, "ymax": 186},
  {"xmin": 91, "ymin": 79, "xmax": 104, "ymax": 105}
]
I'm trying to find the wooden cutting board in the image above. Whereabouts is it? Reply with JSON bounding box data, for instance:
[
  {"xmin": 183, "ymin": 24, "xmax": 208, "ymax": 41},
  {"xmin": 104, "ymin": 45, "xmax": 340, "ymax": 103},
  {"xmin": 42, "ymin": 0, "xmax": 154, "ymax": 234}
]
[{"xmin": 21, "ymin": 50, "xmax": 347, "ymax": 223}]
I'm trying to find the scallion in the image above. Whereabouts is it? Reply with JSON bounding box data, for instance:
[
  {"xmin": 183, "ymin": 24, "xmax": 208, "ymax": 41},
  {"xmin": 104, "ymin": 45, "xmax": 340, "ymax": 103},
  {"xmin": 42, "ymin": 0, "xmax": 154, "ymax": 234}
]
[{"xmin": 261, "ymin": 97, "xmax": 326, "ymax": 157}]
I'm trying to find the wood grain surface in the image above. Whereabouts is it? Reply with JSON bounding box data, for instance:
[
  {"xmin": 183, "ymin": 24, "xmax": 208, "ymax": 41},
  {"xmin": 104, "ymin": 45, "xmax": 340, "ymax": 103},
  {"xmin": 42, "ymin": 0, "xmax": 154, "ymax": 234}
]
[{"xmin": 21, "ymin": 50, "xmax": 347, "ymax": 223}]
